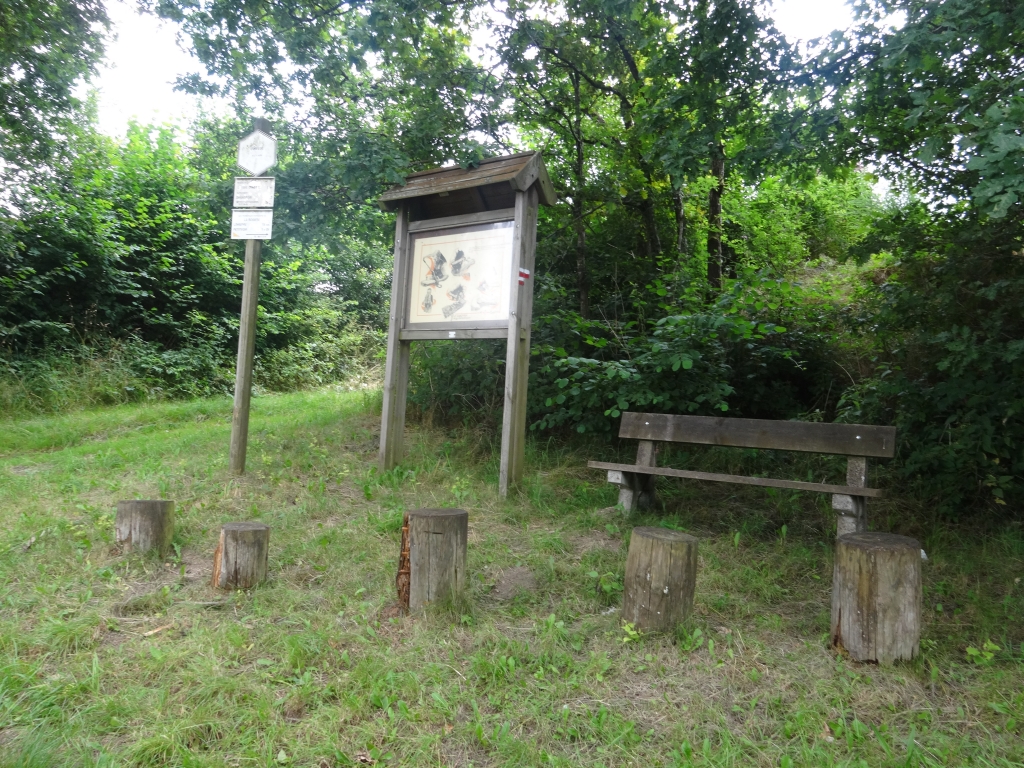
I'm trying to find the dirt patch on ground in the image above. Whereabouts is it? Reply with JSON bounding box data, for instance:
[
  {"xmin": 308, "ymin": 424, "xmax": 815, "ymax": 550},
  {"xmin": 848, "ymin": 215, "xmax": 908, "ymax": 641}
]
[
  {"xmin": 7, "ymin": 464, "xmax": 52, "ymax": 475},
  {"xmin": 491, "ymin": 566, "xmax": 537, "ymax": 601},
  {"xmin": 570, "ymin": 530, "xmax": 621, "ymax": 556}
]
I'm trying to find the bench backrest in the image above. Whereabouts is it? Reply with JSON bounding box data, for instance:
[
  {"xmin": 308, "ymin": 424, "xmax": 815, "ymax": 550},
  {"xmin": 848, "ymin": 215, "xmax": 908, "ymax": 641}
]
[{"xmin": 619, "ymin": 412, "xmax": 896, "ymax": 458}]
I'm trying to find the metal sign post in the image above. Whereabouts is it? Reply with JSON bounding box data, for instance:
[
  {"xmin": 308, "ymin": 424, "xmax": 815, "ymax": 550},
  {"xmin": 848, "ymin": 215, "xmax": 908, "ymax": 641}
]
[{"xmin": 229, "ymin": 119, "xmax": 277, "ymax": 475}]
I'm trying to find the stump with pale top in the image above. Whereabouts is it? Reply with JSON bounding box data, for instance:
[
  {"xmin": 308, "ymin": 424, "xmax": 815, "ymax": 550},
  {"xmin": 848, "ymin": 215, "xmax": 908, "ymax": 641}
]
[
  {"xmin": 115, "ymin": 500, "xmax": 174, "ymax": 555},
  {"xmin": 831, "ymin": 532, "xmax": 922, "ymax": 664},
  {"xmin": 406, "ymin": 508, "xmax": 468, "ymax": 612},
  {"xmin": 212, "ymin": 522, "xmax": 270, "ymax": 590},
  {"xmin": 622, "ymin": 527, "xmax": 699, "ymax": 632}
]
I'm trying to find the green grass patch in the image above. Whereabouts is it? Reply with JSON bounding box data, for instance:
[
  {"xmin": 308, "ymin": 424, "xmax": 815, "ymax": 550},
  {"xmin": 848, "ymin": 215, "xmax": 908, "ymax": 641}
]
[{"xmin": 0, "ymin": 387, "xmax": 1021, "ymax": 766}]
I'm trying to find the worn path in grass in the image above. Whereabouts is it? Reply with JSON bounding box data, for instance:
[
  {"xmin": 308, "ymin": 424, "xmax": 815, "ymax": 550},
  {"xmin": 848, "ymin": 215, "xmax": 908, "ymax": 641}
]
[{"xmin": 0, "ymin": 388, "xmax": 1022, "ymax": 767}]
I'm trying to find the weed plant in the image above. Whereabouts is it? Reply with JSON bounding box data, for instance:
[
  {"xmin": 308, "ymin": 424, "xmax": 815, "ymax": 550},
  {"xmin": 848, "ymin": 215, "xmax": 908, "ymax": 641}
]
[{"xmin": 0, "ymin": 389, "xmax": 1021, "ymax": 766}]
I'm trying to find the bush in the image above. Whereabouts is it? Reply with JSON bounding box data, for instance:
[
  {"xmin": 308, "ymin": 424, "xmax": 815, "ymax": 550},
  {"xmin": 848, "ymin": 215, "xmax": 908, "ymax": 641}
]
[
  {"xmin": 407, "ymin": 272, "xmax": 839, "ymax": 435},
  {"xmin": 838, "ymin": 204, "xmax": 1024, "ymax": 514}
]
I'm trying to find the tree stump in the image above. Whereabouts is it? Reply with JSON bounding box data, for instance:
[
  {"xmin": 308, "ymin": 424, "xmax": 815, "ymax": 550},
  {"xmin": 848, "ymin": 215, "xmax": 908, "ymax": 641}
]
[
  {"xmin": 831, "ymin": 532, "xmax": 922, "ymax": 664},
  {"xmin": 115, "ymin": 500, "xmax": 174, "ymax": 555},
  {"xmin": 622, "ymin": 527, "xmax": 699, "ymax": 632},
  {"xmin": 408, "ymin": 509, "xmax": 468, "ymax": 612},
  {"xmin": 212, "ymin": 522, "xmax": 270, "ymax": 590},
  {"xmin": 396, "ymin": 512, "xmax": 411, "ymax": 611}
]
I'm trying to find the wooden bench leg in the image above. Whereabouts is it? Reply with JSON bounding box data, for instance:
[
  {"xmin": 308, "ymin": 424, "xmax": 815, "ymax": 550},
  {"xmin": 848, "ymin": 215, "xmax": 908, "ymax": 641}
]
[
  {"xmin": 832, "ymin": 457, "xmax": 868, "ymax": 538},
  {"xmin": 606, "ymin": 440, "xmax": 657, "ymax": 512},
  {"xmin": 605, "ymin": 470, "xmax": 638, "ymax": 510}
]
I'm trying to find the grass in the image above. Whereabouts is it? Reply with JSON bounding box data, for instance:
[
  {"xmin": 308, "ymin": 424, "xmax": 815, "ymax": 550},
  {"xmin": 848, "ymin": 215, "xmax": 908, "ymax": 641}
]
[{"xmin": 0, "ymin": 387, "xmax": 1022, "ymax": 767}]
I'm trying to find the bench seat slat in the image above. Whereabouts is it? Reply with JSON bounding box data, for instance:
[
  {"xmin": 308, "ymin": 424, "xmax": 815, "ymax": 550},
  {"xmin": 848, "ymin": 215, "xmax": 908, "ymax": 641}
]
[
  {"xmin": 619, "ymin": 413, "xmax": 896, "ymax": 458},
  {"xmin": 587, "ymin": 461, "xmax": 885, "ymax": 498}
]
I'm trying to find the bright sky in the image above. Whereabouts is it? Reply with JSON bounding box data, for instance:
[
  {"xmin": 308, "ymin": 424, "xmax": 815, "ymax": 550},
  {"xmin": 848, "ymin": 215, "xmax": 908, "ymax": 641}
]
[{"xmin": 92, "ymin": 0, "xmax": 856, "ymax": 137}]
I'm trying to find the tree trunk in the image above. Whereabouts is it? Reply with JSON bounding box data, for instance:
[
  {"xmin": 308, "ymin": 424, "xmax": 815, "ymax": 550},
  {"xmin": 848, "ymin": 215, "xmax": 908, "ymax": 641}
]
[
  {"xmin": 674, "ymin": 183, "xmax": 688, "ymax": 256},
  {"xmin": 115, "ymin": 500, "xmax": 174, "ymax": 555},
  {"xmin": 636, "ymin": 157, "xmax": 662, "ymax": 268},
  {"xmin": 571, "ymin": 72, "xmax": 590, "ymax": 318},
  {"xmin": 408, "ymin": 508, "xmax": 468, "ymax": 611},
  {"xmin": 622, "ymin": 527, "xmax": 698, "ymax": 632},
  {"xmin": 574, "ymin": 201, "xmax": 590, "ymax": 319},
  {"xmin": 831, "ymin": 532, "xmax": 922, "ymax": 664},
  {"xmin": 212, "ymin": 522, "xmax": 270, "ymax": 589},
  {"xmin": 707, "ymin": 145, "xmax": 725, "ymax": 289}
]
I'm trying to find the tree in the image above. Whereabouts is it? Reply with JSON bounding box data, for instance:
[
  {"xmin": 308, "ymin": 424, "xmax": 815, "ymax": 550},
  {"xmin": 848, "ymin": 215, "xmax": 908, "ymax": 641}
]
[
  {"xmin": 143, "ymin": 0, "xmax": 506, "ymax": 177},
  {"xmin": 642, "ymin": 0, "xmax": 795, "ymax": 285},
  {"xmin": 825, "ymin": 0, "xmax": 1024, "ymax": 220},
  {"xmin": 0, "ymin": 0, "xmax": 108, "ymax": 166}
]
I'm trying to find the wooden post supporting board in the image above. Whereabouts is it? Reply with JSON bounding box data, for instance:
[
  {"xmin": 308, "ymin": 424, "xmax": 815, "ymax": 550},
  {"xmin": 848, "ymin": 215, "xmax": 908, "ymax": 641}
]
[
  {"xmin": 622, "ymin": 527, "xmax": 698, "ymax": 632},
  {"xmin": 212, "ymin": 522, "xmax": 270, "ymax": 589},
  {"xmin": 499, "ymin": 186, "xmax": 539, "ymax": 496},
  {"xmin": 115, "ymin": 500, "xmax": 174, "ymax": 555},
  {"xmin": 831, "ymin": 532, "xmax": 921, "ymax": 664},
  {"xmin": 407, "ymin": 508, "xmax": 468, "ymax": 612},
  {"xmin": 379, "ymin": 202, "xmax": 411, "ymax": 471},
  {"xmin": 229, "ymin": 237, "xmax": 262, "ymax": 475}
]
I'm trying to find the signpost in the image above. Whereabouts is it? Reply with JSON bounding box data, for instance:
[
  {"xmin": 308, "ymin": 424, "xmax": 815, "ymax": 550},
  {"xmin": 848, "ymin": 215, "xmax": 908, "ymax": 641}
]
[
  {"xmin": 229, "ymin": 119, "xmax": 277, "ymax": 475},
  {"xmin": 376, "ymin": 152, "xmax": 555, "ymax": 496}
]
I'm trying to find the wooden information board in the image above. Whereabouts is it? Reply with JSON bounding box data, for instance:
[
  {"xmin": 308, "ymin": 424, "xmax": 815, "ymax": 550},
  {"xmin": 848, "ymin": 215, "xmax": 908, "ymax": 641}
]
[{"xmin": 377, "ymin": 152, "xmax": 556, "ymax": 496}]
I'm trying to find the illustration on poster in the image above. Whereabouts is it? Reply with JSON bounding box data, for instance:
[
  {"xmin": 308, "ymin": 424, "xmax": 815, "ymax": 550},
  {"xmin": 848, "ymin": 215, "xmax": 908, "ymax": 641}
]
[{"xmin": 407, "ymin": 222, "xmax": 514, "ymax": 325}]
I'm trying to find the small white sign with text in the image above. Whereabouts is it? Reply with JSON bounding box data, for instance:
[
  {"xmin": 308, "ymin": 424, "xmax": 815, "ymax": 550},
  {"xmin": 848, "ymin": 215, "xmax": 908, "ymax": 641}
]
[
  {"xmin": 233, "ymin": 177, "xmax": 276, "ymax": 208},
  {"xmin": 230, "ymin": 209, "xmax": 274, "ymax": 240}
]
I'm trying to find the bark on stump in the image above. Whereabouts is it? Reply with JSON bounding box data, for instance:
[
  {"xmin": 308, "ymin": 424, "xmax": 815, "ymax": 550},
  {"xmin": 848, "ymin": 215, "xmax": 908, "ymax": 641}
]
[
  {"xmin": 831, "ymin": 532, "xmax": 922, "ymax": 664},
  {"xmin": 115, "ymin": 500, "xmax": 174, "ymax": 555},
  {"xmin": 212, "ymin": 522, "xmax": 270, "ymax": 590},
  {"xmin": 408, "ymin": 508, "xmax": 468, "ymax": 612},
  {"xmin": 622, "ymin": 527, "xmax": 699, "ymax": 632},
  {"xmin": 396, "ymin": 512, "xmax": 411, "ymax": 611}
]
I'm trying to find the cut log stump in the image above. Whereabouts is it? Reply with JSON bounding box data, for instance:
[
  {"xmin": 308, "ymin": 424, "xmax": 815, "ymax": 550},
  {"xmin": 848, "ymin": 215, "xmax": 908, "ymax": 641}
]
[
  {"xmin": 831, "ymin": 532, "xmax": 922, "ymax": 664},
  {"xmin": 408, "ymin": 508, "xmax": 468, "ymax": 612},
  {"xmin": 396, "ymin": 512, "xmax": 411, "ymax": 611},
  {"xmin": 212, "ymin": 522, "xmax": 270, "ymax": 590},
  {"xmin": 622, "ymin": 527, "xmax": 698, "ymax": 632},
  {"xmin": 115, "ymin": 500, "xmax": 174, "ymax": 554}
]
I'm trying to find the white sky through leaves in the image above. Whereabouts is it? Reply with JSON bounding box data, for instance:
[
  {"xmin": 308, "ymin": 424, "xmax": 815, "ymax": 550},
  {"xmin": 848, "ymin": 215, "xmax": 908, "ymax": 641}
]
[{"xmin": 90, "ymin": 0, "xmax": 856, "ymax": 137}]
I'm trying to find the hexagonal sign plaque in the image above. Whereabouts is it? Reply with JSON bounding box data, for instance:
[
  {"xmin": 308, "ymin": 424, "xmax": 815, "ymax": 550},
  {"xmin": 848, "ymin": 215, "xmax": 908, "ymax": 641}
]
[{"xmin": 237, "ymin": 130, "xmax": 277, "ymax": 176}]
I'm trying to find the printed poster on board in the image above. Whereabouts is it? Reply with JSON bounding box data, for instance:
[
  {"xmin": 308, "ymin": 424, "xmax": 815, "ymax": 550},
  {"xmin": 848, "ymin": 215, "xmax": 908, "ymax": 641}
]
[{"xmin": 406, "ymin": 221, "xmax": 514, "ymax": 325}]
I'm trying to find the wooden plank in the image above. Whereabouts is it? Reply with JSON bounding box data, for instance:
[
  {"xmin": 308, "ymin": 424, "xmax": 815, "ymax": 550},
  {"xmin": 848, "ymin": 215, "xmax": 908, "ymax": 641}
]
[
  {"xmin": 379, "ymin": 203, "xmax": 411, "ymax": 471},
  {"xmin": 407, "ymin": 208, "xmax": 515, "ymax": 233},
  {"xmin": 618, "ymin": 412, "xmax": 896, "ymax": 458},
  {"xmin": 403, "ymin": 153, "xmax": 533, "ymax": 182},
  {"xmin": 510, "ymin": 153, "xmax": 557, "ymax": 206},
  {"xmin": 588, "ymin": 461, "xmax": 885, "ymax": 497},
  {"xmin": 399, "ymin": 328, "xmax": 508, "ymax": 341},
  {"xmin": 534, "ymin": 163, "xmax": 557, "ymax": 207},
  {"xmin": 379, "ymin": 155, "xmax": 535, "ymax": 205},
  {"xmin": 404, "ymin": 319, "xmax": 509, "ymax": 331},
  {"xmin": 379, "ymin": 153, "xmax": 555, "ymax": 210}
]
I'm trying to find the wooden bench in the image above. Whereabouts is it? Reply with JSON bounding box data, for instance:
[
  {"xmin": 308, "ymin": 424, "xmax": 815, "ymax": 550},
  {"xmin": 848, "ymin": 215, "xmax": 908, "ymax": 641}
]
[{"xmin": 588, "ymin": 412, "xmax": 896, "ymax": 537}]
